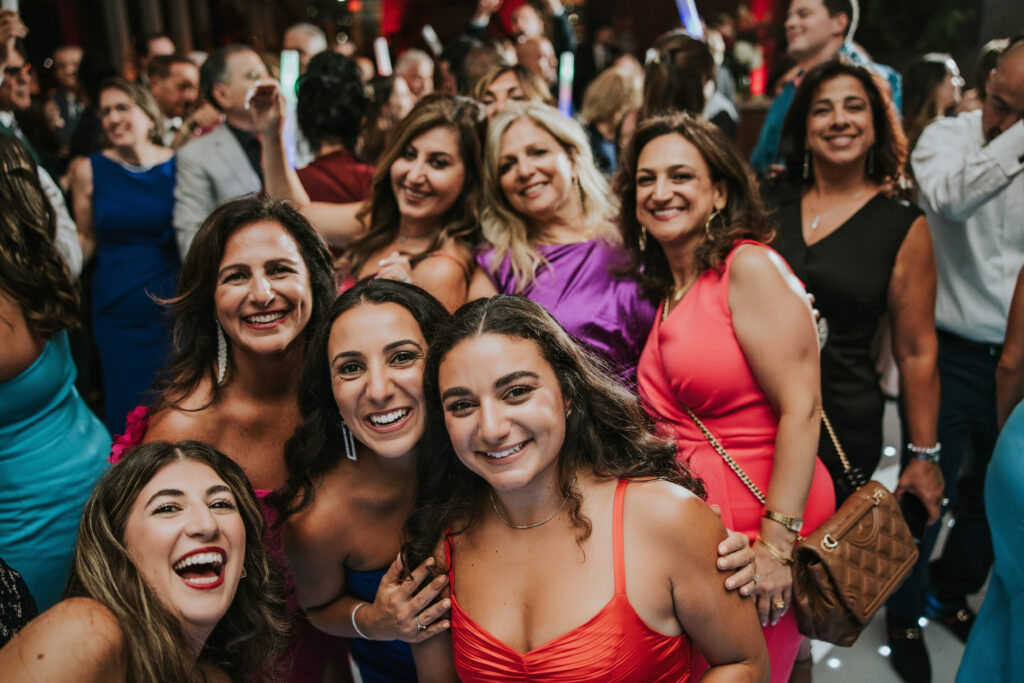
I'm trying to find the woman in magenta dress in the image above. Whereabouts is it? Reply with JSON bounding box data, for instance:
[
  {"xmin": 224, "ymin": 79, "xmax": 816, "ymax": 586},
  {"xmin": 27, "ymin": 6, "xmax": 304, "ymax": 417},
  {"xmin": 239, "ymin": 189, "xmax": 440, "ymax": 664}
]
[
  {"xmin": 110, "ymin": 196, "xmax": 353, "ymax": 683},
  {"xmin": 616, "ymin": 113, "xmax": 836, "ymax": 683}
]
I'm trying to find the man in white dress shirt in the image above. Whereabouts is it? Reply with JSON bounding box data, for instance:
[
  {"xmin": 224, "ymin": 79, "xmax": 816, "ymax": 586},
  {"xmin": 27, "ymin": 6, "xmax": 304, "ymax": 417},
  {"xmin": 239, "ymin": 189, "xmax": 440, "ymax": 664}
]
[{"xmin": 885, "ymin": 37, "xmax": 1024, "ymax": 683}]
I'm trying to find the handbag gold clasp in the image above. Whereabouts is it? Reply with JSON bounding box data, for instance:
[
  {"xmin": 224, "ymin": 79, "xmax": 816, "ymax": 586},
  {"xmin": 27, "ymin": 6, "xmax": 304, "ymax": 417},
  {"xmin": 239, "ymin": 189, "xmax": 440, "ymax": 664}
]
[
  {"xmin": 822, "ymin": 534, "xmax": 838, "ymax": 551},
  {"xmin": 872, "ymin": 488, "xmax": 886, "ymax": 505}
]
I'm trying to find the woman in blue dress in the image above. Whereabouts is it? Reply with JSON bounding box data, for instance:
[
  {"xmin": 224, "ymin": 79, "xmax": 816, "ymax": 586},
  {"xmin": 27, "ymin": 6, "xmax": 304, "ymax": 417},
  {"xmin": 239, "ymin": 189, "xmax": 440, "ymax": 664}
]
[
  {"xmin": 70, "ymin": 77, "xmax": 179, "ymax": 436},
  {"xmin": 0, "ymin": 134, "xmax": 110, "ymax": 610}
]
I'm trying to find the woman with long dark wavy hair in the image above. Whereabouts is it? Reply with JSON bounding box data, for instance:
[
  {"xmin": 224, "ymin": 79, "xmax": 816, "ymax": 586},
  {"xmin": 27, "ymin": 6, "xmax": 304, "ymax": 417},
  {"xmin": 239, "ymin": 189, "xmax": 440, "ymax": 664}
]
[
  {"xmin": 109, "ymin": 196, "xmax": 352, "ymax": 682},
  {"xmin": 617, "ymin": 111, "xmax": 836, "ymax": 683},
  {"xmin": 271, "ymin": 280, "xmax": 452, "ymax": 683},
  {"xmin": 0, "ymin": 133, "xmax": 109, "ymax": 611},
  {"xmin": 254, "ymin": 92, "xmax": 485, "ymax": 312},
  {"xmin": 0, "ymin": 441, "xmax": 289, "ymax": 682},
  {"xmin": 403, "ymin": 295, "xmax": 770, "ymax": 683}
]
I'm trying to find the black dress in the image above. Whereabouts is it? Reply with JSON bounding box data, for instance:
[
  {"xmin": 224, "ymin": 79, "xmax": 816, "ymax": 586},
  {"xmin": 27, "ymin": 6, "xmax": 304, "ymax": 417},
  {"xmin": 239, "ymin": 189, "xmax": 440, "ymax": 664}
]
[{"xmin": 772, "ymin": 193, "xmax": 921, "ymax": 502}]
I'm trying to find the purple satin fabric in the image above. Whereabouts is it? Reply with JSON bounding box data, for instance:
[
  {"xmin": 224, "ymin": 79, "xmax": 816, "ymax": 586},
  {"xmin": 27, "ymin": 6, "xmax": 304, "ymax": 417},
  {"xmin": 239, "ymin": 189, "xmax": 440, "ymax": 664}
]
[{"xmin": 476, "ymin": 239, "xmax": 656, "ymax": 385}]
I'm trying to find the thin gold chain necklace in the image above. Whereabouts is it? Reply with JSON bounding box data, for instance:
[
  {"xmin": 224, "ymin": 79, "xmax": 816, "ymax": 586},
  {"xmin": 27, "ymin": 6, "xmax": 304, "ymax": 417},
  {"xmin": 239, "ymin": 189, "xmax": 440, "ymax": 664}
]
[{"xmin": 489, "ymin": 477, "xmax": 577, "ymax": 529}]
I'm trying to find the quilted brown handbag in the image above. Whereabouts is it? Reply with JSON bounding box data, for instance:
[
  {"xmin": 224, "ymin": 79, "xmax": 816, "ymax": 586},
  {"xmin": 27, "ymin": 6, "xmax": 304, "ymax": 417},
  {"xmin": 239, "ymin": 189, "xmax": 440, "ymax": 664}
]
[{"xmin": 683, "ymin": 406, "xmax": 919, "ymax": 646}]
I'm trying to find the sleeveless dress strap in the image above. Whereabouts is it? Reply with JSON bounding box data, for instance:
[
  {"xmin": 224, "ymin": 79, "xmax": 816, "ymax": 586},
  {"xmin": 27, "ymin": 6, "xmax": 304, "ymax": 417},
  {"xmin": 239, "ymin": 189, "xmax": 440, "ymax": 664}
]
[{"xmin": 613, "ymin": 479, "xmax": 630, "ymax": 596}]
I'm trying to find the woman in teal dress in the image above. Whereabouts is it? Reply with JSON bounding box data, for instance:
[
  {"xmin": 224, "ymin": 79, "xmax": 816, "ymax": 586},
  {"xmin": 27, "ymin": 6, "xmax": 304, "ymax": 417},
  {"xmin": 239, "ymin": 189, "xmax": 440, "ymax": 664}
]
[
  {"xmin": 956, "ymin": 266, "xmax": 1024, "ymax": 681},
  {"xmin": 0, "ymin": 134, "xmax": 110, "ymax": 610}
]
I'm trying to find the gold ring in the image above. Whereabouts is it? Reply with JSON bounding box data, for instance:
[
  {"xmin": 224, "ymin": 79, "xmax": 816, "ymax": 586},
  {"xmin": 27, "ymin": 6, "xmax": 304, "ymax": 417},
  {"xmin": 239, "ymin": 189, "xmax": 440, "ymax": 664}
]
[{"xmin": 773, "ymin": 599, "xmax": 786, "ymax": 610}]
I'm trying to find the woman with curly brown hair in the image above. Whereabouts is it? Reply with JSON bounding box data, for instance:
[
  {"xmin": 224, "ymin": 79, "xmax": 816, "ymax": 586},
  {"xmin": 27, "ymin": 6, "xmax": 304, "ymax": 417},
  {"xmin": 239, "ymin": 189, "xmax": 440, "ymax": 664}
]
[
  {"xmin": 404, "ymin": 295, "xmax": 769, "ymax": 683},
  {"xmin": 0, "ymin": 441, "xmax": 289, "ymax": 682},
  {"xmin": 0, "ymin": 133, "xmax": 109, "ymax": 611},
  {"xmin": 617, "ymin": 112, "xmax": 836, "ymax": 683}
]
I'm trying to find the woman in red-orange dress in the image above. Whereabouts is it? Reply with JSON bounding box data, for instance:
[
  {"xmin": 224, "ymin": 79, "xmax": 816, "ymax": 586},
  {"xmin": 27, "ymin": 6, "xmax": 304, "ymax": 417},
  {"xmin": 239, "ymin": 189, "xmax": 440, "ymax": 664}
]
[{"xmin": 616, "ymin": 113, "xmax": 836, "ymax": 683}]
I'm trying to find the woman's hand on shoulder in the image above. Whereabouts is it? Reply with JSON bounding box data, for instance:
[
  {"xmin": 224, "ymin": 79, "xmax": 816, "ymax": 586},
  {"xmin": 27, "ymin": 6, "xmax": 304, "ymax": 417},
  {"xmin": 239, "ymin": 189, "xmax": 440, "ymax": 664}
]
[
  {"xmin": 0, "ymin": 597, "xmax": 127, "ymax": 682},
  {"xmin": 360, "ymin": 553, "xmax": 451, "ymax": 643},
  {"xmin": 708, "ymin": 504, "xmax": 758, "ymax": 596}
]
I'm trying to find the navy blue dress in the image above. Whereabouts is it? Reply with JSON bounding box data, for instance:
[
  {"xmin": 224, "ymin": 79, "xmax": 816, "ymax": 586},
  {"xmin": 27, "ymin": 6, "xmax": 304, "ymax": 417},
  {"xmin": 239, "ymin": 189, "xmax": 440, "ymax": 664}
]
[
  {"xmin": 89, "ymin": 153, "xmax": 179, "ymax": 436},
  {"xmin": 346, "ymin": 566, "xmax": 417, "ymax": 682}
]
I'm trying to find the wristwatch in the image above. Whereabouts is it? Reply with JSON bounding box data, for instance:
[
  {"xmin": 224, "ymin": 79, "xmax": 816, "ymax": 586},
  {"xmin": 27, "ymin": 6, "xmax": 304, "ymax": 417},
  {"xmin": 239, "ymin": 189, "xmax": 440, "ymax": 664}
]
[{"xmin": 763, "ymin": 508, "xmax": 804, "ymax": 534}]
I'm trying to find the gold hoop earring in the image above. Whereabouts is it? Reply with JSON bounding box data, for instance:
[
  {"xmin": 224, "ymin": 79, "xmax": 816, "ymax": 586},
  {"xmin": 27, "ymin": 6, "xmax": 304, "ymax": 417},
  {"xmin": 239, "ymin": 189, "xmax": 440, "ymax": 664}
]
[
  {"xmin": 638, "ymin": 225, "xmax": 647, "ymax": 252},
  {"xmin": 704, "ymin": 209, "xmax": 722, "ymax": 239}
]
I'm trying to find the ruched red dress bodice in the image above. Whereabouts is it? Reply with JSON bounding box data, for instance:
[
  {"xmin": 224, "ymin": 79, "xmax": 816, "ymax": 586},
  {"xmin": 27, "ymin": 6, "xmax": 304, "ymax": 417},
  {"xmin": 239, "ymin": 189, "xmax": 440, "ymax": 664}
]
[{"xmin": 447, "ymin": 479, "xmax": 691, "ymax": 682}]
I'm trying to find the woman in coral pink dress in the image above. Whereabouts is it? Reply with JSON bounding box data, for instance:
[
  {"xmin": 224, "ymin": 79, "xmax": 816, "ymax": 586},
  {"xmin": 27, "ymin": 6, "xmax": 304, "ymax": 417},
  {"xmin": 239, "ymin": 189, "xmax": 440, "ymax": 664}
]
[{"xmin": 616, "ymin": 113, "xmax": 836, "ymax": 683}]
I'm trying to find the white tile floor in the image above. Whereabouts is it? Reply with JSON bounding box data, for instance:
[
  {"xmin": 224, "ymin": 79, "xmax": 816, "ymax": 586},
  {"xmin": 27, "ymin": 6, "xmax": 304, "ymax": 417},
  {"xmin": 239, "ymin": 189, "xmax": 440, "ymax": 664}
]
[{"xmin": 811, "ymin": 401, "xmax": 980, "ymax": 683}]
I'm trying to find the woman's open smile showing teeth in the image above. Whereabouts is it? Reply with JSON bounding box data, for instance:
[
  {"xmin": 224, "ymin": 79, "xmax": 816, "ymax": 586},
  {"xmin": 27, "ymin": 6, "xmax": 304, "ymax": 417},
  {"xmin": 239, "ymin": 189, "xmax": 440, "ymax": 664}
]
[
  {"xmin": 483, "ymin": 440, "xmax": 530, "ymax": 459},
  {"xmin": 368, "ymin": 408, "xmax": 410, "ymax": 426},
  {"xmin": 172, "ymin": 548, "xmax": 227, "ymax": 589},
  {"xmin": 242, "ymin": 311, "xmax": 288, "ymax": 327}
]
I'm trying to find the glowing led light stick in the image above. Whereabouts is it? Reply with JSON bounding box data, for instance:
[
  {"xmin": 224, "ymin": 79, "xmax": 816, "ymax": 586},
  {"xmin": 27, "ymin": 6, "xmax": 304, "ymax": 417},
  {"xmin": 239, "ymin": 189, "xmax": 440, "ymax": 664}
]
[
  {"xmin": 374, "ymin": 36, "xmax": 393, "ymax": 76},
  {"xmin": 675, "ymin": 0, "xmax": 704, "ymax": 39},
  {"xmin": 279, "ymin": 49, "xmax": 299, "ymax": 169},
  {"xmin": 557, "ymin": 51, "xmax": 574, "ymax": 116}
]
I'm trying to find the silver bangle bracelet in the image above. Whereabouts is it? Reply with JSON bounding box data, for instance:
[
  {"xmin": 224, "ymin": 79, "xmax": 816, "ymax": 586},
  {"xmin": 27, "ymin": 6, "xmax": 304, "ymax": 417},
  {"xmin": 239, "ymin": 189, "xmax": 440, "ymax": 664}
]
[
  {"xmin": 907, "ymin": 442, "xmax": 942, "ymax": 455},
  {"xmin": 351, "ymin": 601, "xmax": 373, "ymax": 640}
]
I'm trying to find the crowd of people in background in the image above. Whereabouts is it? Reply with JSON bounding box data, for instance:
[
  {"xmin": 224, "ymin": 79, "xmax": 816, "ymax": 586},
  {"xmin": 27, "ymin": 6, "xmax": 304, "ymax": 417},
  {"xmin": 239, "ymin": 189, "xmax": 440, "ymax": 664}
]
[{"xmin": 0, "ymin": 1, "xmax": 1022, "ymax": 682}]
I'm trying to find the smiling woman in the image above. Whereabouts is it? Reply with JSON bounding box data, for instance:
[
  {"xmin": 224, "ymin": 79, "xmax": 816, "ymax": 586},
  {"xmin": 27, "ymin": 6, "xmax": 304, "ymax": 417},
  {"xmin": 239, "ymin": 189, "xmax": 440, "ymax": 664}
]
[
  {"xmin": 471, "ymin": 102, "xmax": 656, "ymax": 385},
  {"xmin": 272, "ymin": 279, "xmax": 452, "ymax": 683},
  {"xmin": 254, "ymin": 92, "xmax": 485, "ymax": 313},
  {"xmin": 108, "ymin": 196, "xmax": 353, "ymax": 682},
  {"xmin": 0, "ymin": 441, "xmax": 288, "ymax": 683},
  {"xmin": 69, "ymin": 76, "xmax": 179, "ymax": 436},
  {"xmin": 403, "ymin": 296, "xmax": 770, "ymax": 683}
]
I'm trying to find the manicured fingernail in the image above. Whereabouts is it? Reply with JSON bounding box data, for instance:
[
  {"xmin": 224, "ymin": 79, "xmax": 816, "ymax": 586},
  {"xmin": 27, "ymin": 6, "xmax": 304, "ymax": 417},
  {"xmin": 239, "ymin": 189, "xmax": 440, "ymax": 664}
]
[{"xmin": 725, "ymin": 578, "xmax": 735, "ymax": 589}]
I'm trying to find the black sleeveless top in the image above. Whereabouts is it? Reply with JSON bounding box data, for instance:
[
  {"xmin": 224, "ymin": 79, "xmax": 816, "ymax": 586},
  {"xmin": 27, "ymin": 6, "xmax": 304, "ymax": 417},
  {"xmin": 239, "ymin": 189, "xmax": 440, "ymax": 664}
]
[{"xmin": 772, "ymin": 193, "xmax": 921, "ymax": 497}]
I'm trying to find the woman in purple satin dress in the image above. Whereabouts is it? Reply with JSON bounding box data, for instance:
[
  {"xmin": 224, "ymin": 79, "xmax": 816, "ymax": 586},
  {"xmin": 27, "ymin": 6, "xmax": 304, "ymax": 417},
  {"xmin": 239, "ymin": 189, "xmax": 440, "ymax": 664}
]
[{"xmin": 469, "ymin": 103, "xmax": 656, "ymax": 383}]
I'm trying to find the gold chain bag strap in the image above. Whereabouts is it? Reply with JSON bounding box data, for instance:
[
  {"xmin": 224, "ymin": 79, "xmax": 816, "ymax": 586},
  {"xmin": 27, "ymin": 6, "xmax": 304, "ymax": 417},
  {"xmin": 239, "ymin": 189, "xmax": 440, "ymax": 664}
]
[{"xmin": 682, "ymin": 406, "xmax": 918, "ymax": 646}]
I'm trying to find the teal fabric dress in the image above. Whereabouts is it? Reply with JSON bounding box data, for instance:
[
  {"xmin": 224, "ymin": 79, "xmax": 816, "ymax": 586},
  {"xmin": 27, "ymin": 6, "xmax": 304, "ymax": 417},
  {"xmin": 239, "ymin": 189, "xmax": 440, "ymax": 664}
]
[
  {"xmin": 0, "ymin": 331, "xmax": 110, "ymax": 609},
  {"xmin": 956, "ymin": 400, "xmax": 1024, "ymax": 682}
]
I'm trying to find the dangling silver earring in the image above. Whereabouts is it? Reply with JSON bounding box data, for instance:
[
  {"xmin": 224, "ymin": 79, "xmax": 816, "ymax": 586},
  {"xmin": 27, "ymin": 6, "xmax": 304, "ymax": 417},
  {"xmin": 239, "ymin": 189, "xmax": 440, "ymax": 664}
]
[
  {"xmin": 638, "ymin": 225, "xmax": 647, "ymax": 252},
  {"xmin": 341, "ymin": 414, "xmax": 357, "ymax": 460},
  {"xmin": 704, "ymin": 209, "xmax": 721, "ymax": 239},
  {"xmin": 215, "ymin": 321, "xmax": 228, "ymax": 384},
  {"xmin": 802, "ymin": 150, "xmax": 811, "ymax": 181},
  {"xmin": 240, "ymin": 567, "xmax": 247, "ymax": 579}
]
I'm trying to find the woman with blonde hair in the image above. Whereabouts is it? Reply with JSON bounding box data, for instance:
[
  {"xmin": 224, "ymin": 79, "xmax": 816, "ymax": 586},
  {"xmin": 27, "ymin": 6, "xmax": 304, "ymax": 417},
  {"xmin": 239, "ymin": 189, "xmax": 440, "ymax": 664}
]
[
  {"xmin": 470, "ymin": 102, "xmax": 655, "ymax": 383},
  {"xmin": 579, "ymin": 66, "xmax": 643, "ymax": 175},
  {"xmin": 471, "ymin": 62, "xmax": 553, "ymax": 120}
]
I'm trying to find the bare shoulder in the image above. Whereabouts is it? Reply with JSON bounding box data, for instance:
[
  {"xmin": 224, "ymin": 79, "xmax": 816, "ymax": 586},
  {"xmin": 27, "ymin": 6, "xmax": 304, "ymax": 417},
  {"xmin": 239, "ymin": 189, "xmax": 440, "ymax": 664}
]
[
  {"xmin": 284, "ymin": 468, "xmax": 353, "ymax": 554},
  {"xmin": 144, "ymin": 399, "xmax": 214, "ymax": 444},
  {"xmin": 0, "ymin": 598, "xmax": 127, "ymax": 682},
  {"xmin": 626, "ymin": 479, "xmax": 724, "ymax": 550},
  {"xmin": 730, "ymin": 243, "xmax": 792, "ymax": 285}
]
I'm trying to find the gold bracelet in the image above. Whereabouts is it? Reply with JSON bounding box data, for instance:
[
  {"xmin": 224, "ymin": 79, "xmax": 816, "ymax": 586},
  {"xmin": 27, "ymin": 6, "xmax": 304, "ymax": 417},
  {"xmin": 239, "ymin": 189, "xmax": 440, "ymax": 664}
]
[{"xmin": 756, "ymin": 536, "xmax": 794, "ymax": 566}]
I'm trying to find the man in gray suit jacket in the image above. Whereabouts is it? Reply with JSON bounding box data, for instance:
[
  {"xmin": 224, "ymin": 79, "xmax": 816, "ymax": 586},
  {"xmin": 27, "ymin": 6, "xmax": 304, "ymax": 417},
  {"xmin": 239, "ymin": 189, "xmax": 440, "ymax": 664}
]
[{"xmin": 173, "ymin": 45, "xmax": 271, "ymax": 256}]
